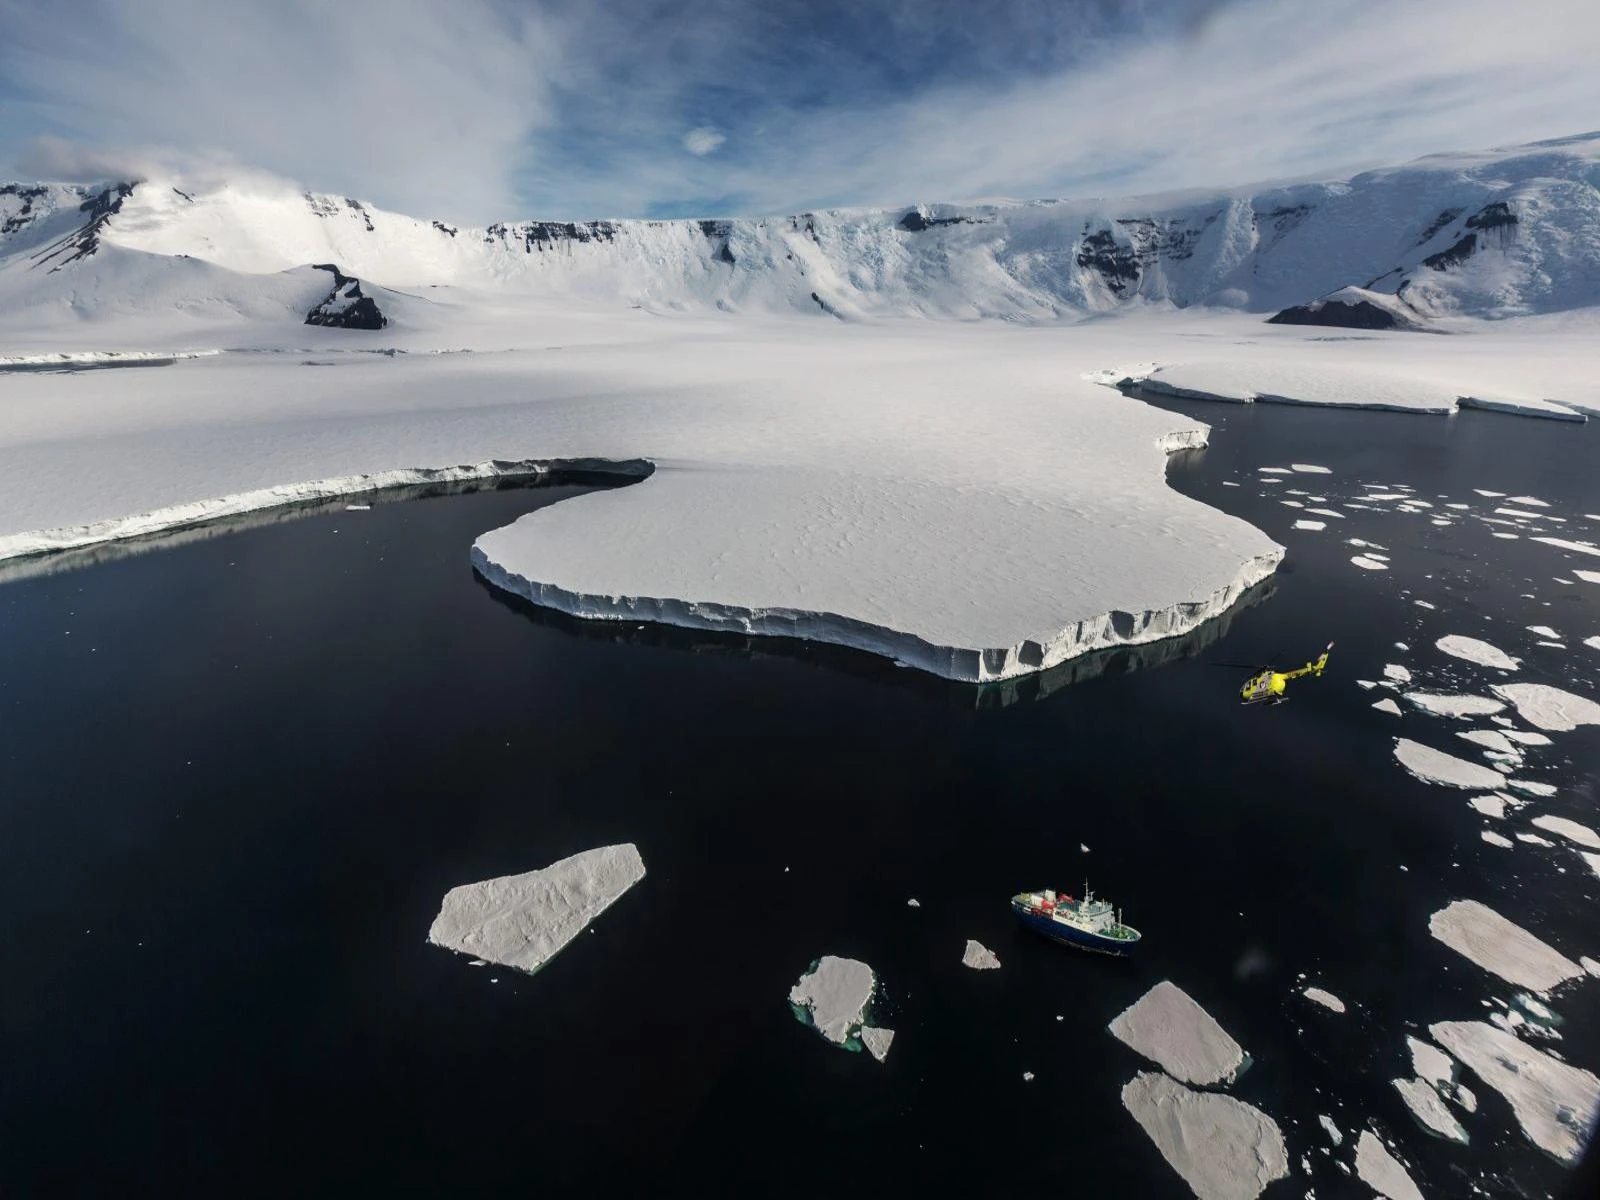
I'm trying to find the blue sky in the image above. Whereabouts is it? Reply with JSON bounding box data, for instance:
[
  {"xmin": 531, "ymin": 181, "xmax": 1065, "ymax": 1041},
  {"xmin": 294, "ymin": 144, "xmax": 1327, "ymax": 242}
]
[{"xmin": 1, "ymin": 0, "xmax": 1597, "ymax": 223}]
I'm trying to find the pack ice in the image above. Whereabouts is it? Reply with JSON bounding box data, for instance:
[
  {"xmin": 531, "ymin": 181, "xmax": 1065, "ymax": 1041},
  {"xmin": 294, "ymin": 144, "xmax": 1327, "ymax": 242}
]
[
  {"xmin": 1489, "ymin": 683, "xmax": 1600, "ymax": 731},
  {"xmin": 1428, "ymin": 899, "xmax": 1583, "ymax": 992},
  {"xmin": 1109, "ymin": 981, "xmax": 1248, "ymax": 1086},
  {"xmin": 1120, "ymin": 1071, "xmax": 1287, "ymax": 1200},
  {"xmin": 788, "ymin": 956, "xmax": 894, "ymax": 1061},
  {"xmin": 426, "ymin": 844, "xmax": 646, "ymax": 975},
  {"xmin": 1392, "ymin": 739, "xmax": 1504, "ymax": 790}
]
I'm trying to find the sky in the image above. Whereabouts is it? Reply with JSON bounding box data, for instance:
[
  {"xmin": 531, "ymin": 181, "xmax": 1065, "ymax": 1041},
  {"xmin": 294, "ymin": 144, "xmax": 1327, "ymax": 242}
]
[{"xmin": 1, "ymin": 0, "xmax": 1598, "ymax": 224}]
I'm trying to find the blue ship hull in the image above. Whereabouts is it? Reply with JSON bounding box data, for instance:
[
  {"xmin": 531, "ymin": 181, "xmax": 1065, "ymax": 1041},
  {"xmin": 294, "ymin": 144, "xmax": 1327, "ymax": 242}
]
[{"xmin": 1012, "ymin": 900, "xmax": 1139, "ymax": 957}]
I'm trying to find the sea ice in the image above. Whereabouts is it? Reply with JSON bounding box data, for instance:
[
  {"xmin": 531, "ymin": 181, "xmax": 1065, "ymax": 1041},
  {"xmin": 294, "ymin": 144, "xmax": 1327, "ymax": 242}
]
[
  {"xmin": 906, "ymin": 898, "xmax": 920, "ymax": 907},
  {"xmin": 1507, "ymin": 779, "xmax": 1558, "ymax": 797},
  {"xmin": 1585, "ymin": 635, "xmax": 1600, "ymax": 650},
  {"xmin": 1120, "ymin": 1071, "xmax": 1288, "ymax": 1200},
  {"xmin": 1533, "ymin": 536, "xmax": 1600, "ymax": 558},
  {"xmin": 789, "ymin": 955, "xmax": 890, "ymax": 1055},
  {"xmin": 1585, "ymin": 852, "xmax": 1600, "ymax": 880},
  {"xmin": 1481, "ymin": 831, "xmax": 1513, "ymax": 848},
  {"xmin": 1435, "ymin": 634, "xmax": 1519, "ymax": 671},
  {"xmin": 1503, "ymin": 729, "xmax": 1552, "ymax": 746},
  {"xmin": 1350, "ymin": 555, "xmax": 1387, "ymax": 570},
  {"xmin": 1577, "ymin": 570, "xmax": 1600, "ymax": 584},
  {"xmin": 962, "ymin": 939, "xmax": 1001, "ymax": 970},
  {"xmin": 1402, "ymin": 692, "xmax": 1504, "ymax": 718},
  {"xmin": 1392, "ymin": 739, "xmax": 1504, "ymax": 790},
  {"xmin": 1509, "ymin": 496, "xmax": 1550, "ymax": 507},
  {"xmin": 1392, "ymin": 1077, "xmax": 1468, "ymax": 1142},
  {"xmin": 1109, "ymin": 981, "xmax": 1247, "ymax": 1086},
  {"xmin": 1428, "ymin": 899, "xmax": 1583, "ymax": 992},
  {"xmin": 1293, "ymin": 520, "xmax": 1325, "ymax": 531},
  {"xmin": 1584, "ymin": 957, "xmax": 1600, "ymax": 977},
  {"xmin": 1431, "ymin": 1020, "xmax": 1600, "ymax": 1163},
  {"xmin": 1372, "ymin": 698, "xmax": 1402, "ymax": 716},
  {"xmin": 1489, "ymin": 683, "xmax": 1600, "ymax": 731},
  {"xmin": 1302, "ymin": 987, "xmax": 1345, "ymax": 1013},
  {"xmin": 1258, "ymin": 467, "xmax": 1294, "ymax": 475},
  {"xmin": 426, "ymin": 843, "xmax": 645, "ymax": 975},
  {"xmin": 858, "ymin": 1024, "xmax": 895, "ymax": 1063},
  {"xmin": 1383, "ymin": 664, "xmax": 1411, "ymax": 684},
  {"xmin": 1526, "ymin": 624, "xmax": 1560, "ymax": 638},
  {"xmin": 1353, "ymin": 1131, "xmax": 1423, "ymax": 1200},
  {"xmin": 1319, "ymin": 1115, "xmax": 1342, "ymax": 1146},
  {"xmin": 1474, "ymin": 489, "xmax": 1506, "ymax": 499},
  {"xmin": 1458, "ymin": 729, "xmax": 1514, "ymax": 754},
  {"xmin": 1531, "ymin": 815, "xmax": 1600, "ymax": 849},
  {"xmin": 1291, "ymin": 464, "xmax": 1332, "ymax": 474},
  {"xmin": 1497, "ymin": 507, "xmax": 1546, "ymax": 520},
  {"xmin": 1303, "ymin": 507, "xmax": 1344, "ymax": 519},
  {"xmin": 1469, "ymin": 795, "xmax": 1507, "ymax": 819},
  {"xmin": 1407, "ymin": 1036, "xmax": 1455, "ymax": 1089}
]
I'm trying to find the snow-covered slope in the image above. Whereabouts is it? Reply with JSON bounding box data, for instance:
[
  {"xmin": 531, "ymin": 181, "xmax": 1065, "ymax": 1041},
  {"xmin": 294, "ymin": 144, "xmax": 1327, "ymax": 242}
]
[{"xmin": 3, "ymin": 133, "xmax": 1598, "ymax": 328}]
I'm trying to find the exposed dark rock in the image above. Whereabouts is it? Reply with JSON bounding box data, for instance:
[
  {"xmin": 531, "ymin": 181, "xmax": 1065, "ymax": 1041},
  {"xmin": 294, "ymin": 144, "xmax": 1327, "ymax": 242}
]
[
  {"xmin": 697, "ymin": 219, "xmax": 731, "ymax": 239},
  {"xmin": 898, "ymin": 210, "xmax": 973, "ymax": 232},
  {"xmin": 432, "ymin": 220, "xmax": 458, "ymax": 237},
  {"xmin": 1, "ymin": 183, "xmax": 51, "ymax": 236},
  {"xmin": 345, "ymin": 198, "xmax": 375, "ymax": 232},
  {"xmin": 1414, "ymin": 207, "xmax": 1463, "ymax": 246},
  {"xmin": 30, "ymin": 181, "xmax": 136, "ymax": 270},
  {"xmin": 1268, "ymin": 299, "xmax": 1409, "ymax": 330},
  {"xmin": 1075, "ymin": 228, "xmax": 1139, "ymax": 295},
  {"xmin": 305, "ymin": 263, "xmax": 387, "ymax": 330},
  {"xmin": 1421, "ymin": 233, "xmax": 1477, "ymax": 271},
  {"xmin": 1253, "ymin": 203, "xmax": 1313, "ymax": 244},
  {"xmin": 484, "ymin": 220, "xmax": 619, "ymax": 253},
  {"xmin": 172, "ymin": 187, "xmax": 194, "ymax": 203},
  {"xmin": 717, "ymin": 242, "xmax": 736, "ymax": 265},
  {"xmin": 1465, "ymin": 201, "xmax": 1517, "ymax": 231}
]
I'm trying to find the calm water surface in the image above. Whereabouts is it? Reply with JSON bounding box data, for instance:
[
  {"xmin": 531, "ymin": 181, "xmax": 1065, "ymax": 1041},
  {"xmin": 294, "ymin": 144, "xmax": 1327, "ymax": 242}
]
[{"xmin": 1, "ymin": 406, "xmax": 1597, "ymax": 1196}]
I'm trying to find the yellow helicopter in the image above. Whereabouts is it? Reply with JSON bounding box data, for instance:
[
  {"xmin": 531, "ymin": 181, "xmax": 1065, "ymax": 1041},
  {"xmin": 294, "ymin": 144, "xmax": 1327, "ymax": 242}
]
[{"xmin": 1234, "ymin": 642, "xmax": 1334, "ymax": 705}]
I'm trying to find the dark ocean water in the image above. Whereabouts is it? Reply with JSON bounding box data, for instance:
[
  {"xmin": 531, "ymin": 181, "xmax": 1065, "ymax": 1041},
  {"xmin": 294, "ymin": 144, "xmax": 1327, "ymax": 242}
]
[{"xmin": 1, "ymin": 405, "xmax": 1596, "ymax": 1197}]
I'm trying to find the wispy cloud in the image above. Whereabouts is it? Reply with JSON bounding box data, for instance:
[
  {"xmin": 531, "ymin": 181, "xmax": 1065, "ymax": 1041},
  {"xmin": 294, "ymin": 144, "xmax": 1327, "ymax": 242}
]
[{"xmin": 1, "ymin": 0, "xmax": 1596, "ymax": 222}]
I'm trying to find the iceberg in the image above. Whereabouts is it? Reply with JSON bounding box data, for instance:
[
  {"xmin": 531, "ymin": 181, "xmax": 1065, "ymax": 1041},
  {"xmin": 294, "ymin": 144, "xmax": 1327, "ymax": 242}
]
[
  {"xmin": 1457, "ymin": 729, "xmax": 1515, "ymax": 754},
  {"xmin": 1468, "ymin": 795, "xmax": 1507, "ymax": 819},
  {"xmin": 1392, "ymin": 739, "xmax": 1504, "ymax": 789},
  {"xmin": 1302, "ymin": 986, "xmax": 1345, "ymax": 1013},
  {"xmin": 1353, "ymin": 1131, "xmax": 1423, "ymax": 1200},
  {"xmin": 1531, "ymin": 815, "xmax": 1600, "ymax": 849},
  {"xmin": 1434, "ymin": 634, "xmax": 1519, "ymax": 671},
  {"xmin": 788, "ymin": 955, "xmax": 893, "ymax": 1060},
  {"xmin": 1490, "ymin": 682, "xmax": 1600, "ymax": 731},
  {"xmin": 1391, "ymin": 1077, "xmax": 1468, "ymax": 1143},
  {"xmin": 1383, "ymin": 664, "xmax": 1411, "ymax": 684},
  {"xmin": 1120, "ymin": 1071, "xmax": 1288, "ymax": 1200},
  {"xmin": 426, "ymin": 843, "xmax": 645, "ymax": 975},
  {"xmin": 1428, "ymin": 899, "xmax": 1583, "ymax": 992},
  {"xmin": 1109, "ymin": 981, "xmax": 1248, "ymax": 1086},
  {"xmin": 1292, "ymin": 519, "xmax": 1325, "ymax": 531},
  {"xmin": 1372, "ymin": 698, "xmax": 1402, "ymax": 716},
  {"xmin": 961, "ymin": 939, "xmax": 1001, "ymax": 970},
  {"xmin": 1481, "ymin": 830, "xmax": 1513, "ymax": 848},
  {"xmin": 1402, "ymin": 692, "xmax": 1504, "ymax": 718},
  {"xmin": 1431, "ymin": 1020, "xmax": 1600, "ymax": 1163}
]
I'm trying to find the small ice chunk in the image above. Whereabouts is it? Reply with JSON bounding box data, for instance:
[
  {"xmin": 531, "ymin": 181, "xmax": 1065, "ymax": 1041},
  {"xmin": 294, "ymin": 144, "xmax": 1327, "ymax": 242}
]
[
  {"xmin": 1280, "ymin": 500, "xmax": 1304, "ymax": 508},
  {"xmin": 962, "ymin": 939, "xmax": 1001, "ymax": 970},
  {"xmin": 1515, "ymin": 832, "xmax": 1554, "ymax": 846},
  {"xmin": 1468, "ymin": 794, "xmax": 1506, "ymax": 819},
  {"xmin": 1502, "ymin": 729, "xmax": 1552, "ymax": 746},
  {"xmin": 1492, "ymin": 532, "xmax": 1520, "ymax": 539},
  {"xmin": 1302, "ymin": 987, "xmax": 1345, "ymax": 1013},
  {"xmin": 1576, "ymin": 569, "xmax": 1600, "ymax": 583},
  {"xmin": 1481, "ymin": 830, "xmax": 1513, "ymax": 848},
  {"xmin": 859, "ymin": 1024, "xmax": 895, "ymax": 1063},
  {"xmin": 1318, "ymin": 1115, "xmax": 1342, "ymax": 1146},
  {"xmin": 1533, "ymin": 536, "xmax": 1600, "ymax": 558},
  {"xmin": 426, "ymin": 843, "xmax": 646, "ymax": 975},
  {"xmin": 1536, "ymin": 641, "xmax": 1566, "ymax": 649},
  {"xmin": 1392, "ymin": 1077, "xmax": 1469, "ymax": 1143},
  {"xmin": 1434, "ymin": 634, "xmax": 1520, "ymax": 671},
  {"xmin": 1497, "ymin": 507, "xmax": 1546, "ymax": 520},
  {"xmin": 789, "ymin": 955, "xmax": 883, "ymax": 1050},
  {"xmin": 1353, "ymin": 1131, "xmax": 1423, "ymax": 1200},
  {"xmin": 1473, "ymin": 489, "xmax": 1506, "ymax": 497},
  {"xmin": 1258, "ymin": 466, "xmax": 1294, "ymax": 474},
  {"xmin": 1121, "ymin": 1072, "xmax": 1288, "ymax": 1200},
  {"xmin": 1526, "ymin": 624, "xmax": 1560, "ymax": 639},
  {"xmin": 1291, "ymin": 463, "xmax": 1332, "ymax": 474},
  {"xmin": 1382, "ymin": 664, "xmax": 1411, "ymax": 684},
  {"xmin": 1357, "ymin": 679, "xmax": 1378, "ymax": 690},
  {"xmin": 1393, "ymin": 641, "xmax": 1408, "ymax": 651},
  {"xmin": 1507, "ymin": 496, "xmax": 1549, "ymax": 507},
  {"xmin": 1022, "ymin": 1070, "xmax": 1035, "ymax": 1081},
  {"xmin": 1407, "ymin": 1035, "xmax": 1454, "ymax": 1088},
  {"xmin": 1403, "ymin": 692, "xmax": 1504, "ymax": 719},
  {"xmin": 907, "ymin": 898, "xmax": 921, "ymax": 907},
  {"xmin": 1584, "ymin": 852, "xmax": 1600, "ymax": 880},
  {"xmin": 1350, "ymin": 555, "xmax": 1388, "ymax": 570},
  {"xmin": 1431, "ymin": 1020, "xmax": 1600, "ymax": 1163},
  {"xmin": 1582, "ymin": 956, "xmax": 1600, "ymax": 977},
  {"xmin": 1490, "ymin": 683, "xmax": 1600, "ymax": 731},
  {"xmin": 344, "ymin": 503, "xmax": 371, "ymax": 511},
  {"xmin": 1531, "ymin": 815, "xmax": 1600, "ymax": 849},
  {"xmin": 1372, "ymin": 698, "xmax": 1402, "ymax": 716},
  {"xmin": 1393, "ymin": 739, "xmax": 1505, "ymax": 789},
  {"xmin": 1304, "ymin": 507, "xmax": 1345, "ymax": 519},
  {"xmin": 1428, "ymin": 899, "xmax": 1583, "ymax": 991},
  {"xmin": 1293, "ymin": 519, "xmax": 1325, "ymax": 531},
  {"xmin": 1585, "ymin": 635, "xmax": 1600, "ymax": 650},
  {"xmin": 1109, "ymin": 981, "xmax": 1247, "ymax": 1086}
]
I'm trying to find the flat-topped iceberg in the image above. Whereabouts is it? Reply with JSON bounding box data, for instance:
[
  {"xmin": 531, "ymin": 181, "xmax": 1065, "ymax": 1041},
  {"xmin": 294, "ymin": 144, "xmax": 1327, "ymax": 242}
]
[
  {"xmin": 1392, "ymin": 739, "xmax": 1504, "ymax": 789},
  {"xmin": 961, "ymin": 939, "xmax": 1001, "ymax": 970},
  {"xmin": 1490, "ymin": 682, "xmax": 1600, "ymax": 731},
  {"xmin": 1302, "ymin": 986, "xmax": 1345, "ymax": 1013},
  {"xmin": 1120, "ymin": 1071, "xmax": 1287, "ymax": 1200},
  {"xmin": 426, "ymin": 843, "xmax": 646, "ymax": 975},
  {"xmin": 788, "ymin": 955, "xmax": 894, "ymax": 1061},
  {"xmin": 1109, "ymin": 981, "xmax": 1248, "ymax": 1086},
  {"xmin": 1354, "ymin": 1131, "xmax": 1424, "ymax": 1200},
  {"xmin": 1428, "ymin": 899, "xmax": 1583, "ymax": 992},
  {"xmin": 1431, "ymin": 1020, "xmax": 1600, "ymax": 1163}
]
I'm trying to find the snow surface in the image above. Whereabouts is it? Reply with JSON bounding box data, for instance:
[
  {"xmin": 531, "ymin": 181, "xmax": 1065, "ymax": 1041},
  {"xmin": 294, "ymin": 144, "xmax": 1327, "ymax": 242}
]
[
  {"xmin": 1392, "ymin": 739, "xmax": 1505, "ymax": 789},
  {"xmin": 961, "ymin": 939, "xmax": 1001, "ymax": 970},
  {"xmin": 1302, "ymin": 987, "xmax": 1345, "ymax": 1013},
  {"xmin": 426, "ymin": 844, "xmax": 645, "ymax": 975},
  {"xmin": 1435, "ymin": 634, "xmax": 1520, "ymax": 671},
  {"xmin": 1353, "ymin": 1132, "xmax": 1423, "ymax": 1200},
  {"xmin": 1490, "ymin": 682, "xmax": 1600, "ymax": 731},
  {"xmin": 1428, "ymin": 899, "xmax": 1584, "ymax": 992},
  {"xmin": 1431, "ymin": 1020, "xmax": 1600, "ymax": 1163},
  {"xmin": 1402, "ymin": 692, "xmax": 1504, "ymax": 718},
  {"xmin": 1109, "ymin": 981, "xmax": 1247, "ymax": 1086},
  {"xmin": 1392, "ymin": 1076, "xmax": 1468, "ymax": 1143},
  {"xmin": 1120, "ymin": 1071, "xmax": 1287, "ymax": 1200},
  {"xmin": 1530, "ymin": 815, "xmax": 1600, "ymax": 849}
]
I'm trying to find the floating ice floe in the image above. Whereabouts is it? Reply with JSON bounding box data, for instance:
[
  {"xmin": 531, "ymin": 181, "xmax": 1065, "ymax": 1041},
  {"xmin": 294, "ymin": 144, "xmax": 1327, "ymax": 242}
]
[
  {"xmin": 1109, "ymin": 981, "xmax": 1248, "ymax": 1086},
  {"xmin": 962, "ymin": 939, "xmax": 1001, "ymax": 970},
  {"xmin": 1291, "ymin": 464, "xmax": 1332, "ymax": 474},
  {"xmin": 1577, "ymin": 569, "xmax": 1600, "ymax": 584},
  {"xmin": 1497, "ymin": 507, "xmax": 1546, "ymax": 520},
  {"xmin": 1120, "ymin": 1071, "xmax": 1287, "ymax": 1200},
  {"xmin": 1393, "ymin": 641, "xmax": 1408, "ymax": 652},
  {"xmin": 1353, "ymin": 1131, "xmax": 1422, "ymax": 1200},
  {"xmin": 1350, "ymin": 555, "xmax": 1388, "ymax": 570},
  {"xmin": 426, "ymin": 843, "xmax": 646, "ymax": 975},
  {"xmin": 1435, "ymin": 634, "xmax": 1520, "ymax": 671},
  {"xmin": 1526, "ymin": 624, "xmax": 1560, "ymax": 638},
  {"xmin": 1531, "ymin": 815, "xmax": 1600, "ymax": 849},
  {"xmin": 788, "ymin": 955, "xmax": 893, "ymax": 1060},
  {"xmin": 1509, "ymin": 495, "xmax": 1550, "ymax": 507},
  {"xmin": 1407, "ymin": 1035, "xmax": 1454, "ymax": 1089},
  {"xmin": 1581, "ymin": 633, "xmax": 1600, "ymax": 649},
  {"xmin": 1302, "ymin": 987, "xmax": 1345, "ymax": 1013},
  {"xmin": 1584, "ymin": 852, "xmax": 1600, "ymax": 880},
  {"xmin": 1383, "ymin": 664, "xmax": 1411, "ymax": 684},
  {"xmin": 1293, "ymin": 519, "xmax": 1325, "ymax": 531},
  {"xmin": 1372, "ymin": 698, "xmax": 1402, "ymax": 716},
  {"xmin": 1489, "ymin": 682, "xmax": 1600, "ymax": 731},
  {"xmin": 1502, "ymin": 729, "xmax": 1552, "ymax": 746},
  {"xmin": 1507, "ymin": 779, "xmax": 1558, "ymax": 798},
  {"xmin": 1431, "ymin": 1020, "xmax": 1600, "ymax": 1163},
  {"xmin": 1457, "ymin": 729, "xmax": 1515, "ymax": 754},
  {"xmin": 1392, "ymin": 739, "xmax": 1504, "ymax": 790},
  {"xmin": 1584, "ymin": 957, "xmax": 1600, "ymax": 977},
  {"xmin": 1516, "ymin": 833, "xmax": 1555, "ymax": 847},
  {"xmin": 1392, "ymin": 1077, "xmax": 1468, "ymax": 1143},
  {"xmin": 906, "ymin": 898, "xmax": 920, "ymax": 907},
  {"xmin": 1403, "ymin": 692, "xmax": 1504, "ymax": 719},
  {"xmin": 1533, "ymin": 536, "xmax": 1600, "ymax": 558},
  {"xmin": 1304, "ymin": 507, "xmax": 1344, "ymax": 519},
  {"xmin": 1469, "ymin": 794, "xmax": 1507, "ymax": 819},
  {"xmin": 1482, "ymin": 831, "xmax": 1513, "ymax": 848},
  {"xmin": 1473, "ymin": 489, "xmax": 1506, "ymax": 498},
  {"xmin": 1414, "ymin": 600, "xmax": 1436, "ymax": 609},
  {"xmin": 1258, "ymin": 466, "xmax": 1294, "ymax": 474},
  {"xmin": 1428, "ymin": 899, "xmax": 1583, "ymax": 992}
]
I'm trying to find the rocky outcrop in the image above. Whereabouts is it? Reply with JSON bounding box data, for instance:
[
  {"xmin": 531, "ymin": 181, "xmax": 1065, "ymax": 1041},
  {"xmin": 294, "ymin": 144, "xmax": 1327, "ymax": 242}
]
[
  {"xmin": 1268, "ymin": 286, "xmax": 1427, "ymax": 331},
  {"xmin": 304, "ymin": 263, "xmax": 387, "ymax": 329}
]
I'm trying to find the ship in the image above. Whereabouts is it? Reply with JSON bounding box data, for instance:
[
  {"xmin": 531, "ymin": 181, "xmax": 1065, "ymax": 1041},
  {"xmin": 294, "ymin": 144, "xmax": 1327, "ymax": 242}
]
[{"xmin": 1011, "ymin": 885, "xmax": 1140, "ymax": 956}]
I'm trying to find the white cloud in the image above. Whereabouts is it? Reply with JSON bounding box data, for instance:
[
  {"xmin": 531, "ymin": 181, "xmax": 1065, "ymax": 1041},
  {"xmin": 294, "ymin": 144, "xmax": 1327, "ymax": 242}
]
[{"xmin": 682, "ymin": 127, "xmax": 726, "ymax": 156}]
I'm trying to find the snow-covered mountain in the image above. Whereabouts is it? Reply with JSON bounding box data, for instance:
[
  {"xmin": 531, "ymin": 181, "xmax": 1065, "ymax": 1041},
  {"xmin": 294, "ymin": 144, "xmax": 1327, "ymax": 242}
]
[{"xmin": 3, "ymin": 132, "xmax": 1598, "ymax": 332}]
